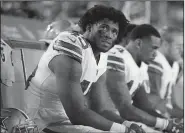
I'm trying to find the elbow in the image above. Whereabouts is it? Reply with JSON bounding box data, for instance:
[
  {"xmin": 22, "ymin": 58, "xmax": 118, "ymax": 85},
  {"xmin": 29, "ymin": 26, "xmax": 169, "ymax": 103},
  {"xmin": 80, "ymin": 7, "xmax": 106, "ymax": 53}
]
[
  {"xmin": 118, "ymin": 103, "xmax": 143, "ymax": 122},
  {"xmin": 118, "ymin": 103, "xmax": 134, "ymax": 120}
]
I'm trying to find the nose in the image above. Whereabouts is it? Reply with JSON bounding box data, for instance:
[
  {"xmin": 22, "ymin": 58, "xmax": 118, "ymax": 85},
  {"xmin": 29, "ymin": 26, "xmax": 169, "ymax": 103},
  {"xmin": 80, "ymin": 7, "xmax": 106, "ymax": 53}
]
[
  {"xmin": 104, "ymin": 30, "xmax": 113, "ymax": 39},
  {"xmin": 152, "ymin": 50, "xmax": 157, "ymax": 58}
]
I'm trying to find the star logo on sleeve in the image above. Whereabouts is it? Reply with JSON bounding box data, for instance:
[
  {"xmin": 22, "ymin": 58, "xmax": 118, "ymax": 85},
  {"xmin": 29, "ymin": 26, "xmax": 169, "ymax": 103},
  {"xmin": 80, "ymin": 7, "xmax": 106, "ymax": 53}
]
[
  {"xmin": 67, "ymin": 36, "xmax": 76, "ymax": 43},
  {"xmin": 1, "ymin": 116, "xmax": 9, "ymax": 130}
]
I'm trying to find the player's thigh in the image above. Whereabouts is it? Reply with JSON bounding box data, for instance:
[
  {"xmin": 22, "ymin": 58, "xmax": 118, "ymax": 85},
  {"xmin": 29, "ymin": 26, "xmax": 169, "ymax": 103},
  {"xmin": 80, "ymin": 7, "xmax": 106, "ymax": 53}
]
[
  {"xmin": 133, "ymin": 122, "xmax": 162, "ymax": 133},
  {"xmin": 46, "ymin": 125, "xmax": 113, "ymax": 133}
]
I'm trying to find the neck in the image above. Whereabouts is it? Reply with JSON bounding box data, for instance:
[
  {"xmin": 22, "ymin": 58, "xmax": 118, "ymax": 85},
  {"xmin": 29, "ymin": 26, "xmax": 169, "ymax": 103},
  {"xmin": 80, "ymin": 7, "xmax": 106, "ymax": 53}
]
[
  {"xmin": 83, "ymin": 32, "xmax": 101, "ymax": 63},
  {"xmin": 126, "ymin": 44, "xmax": 141, "ymax": 66},
  {"xmin": 91, "ymin": 44, "xmax": 101, "ymax": 64}
]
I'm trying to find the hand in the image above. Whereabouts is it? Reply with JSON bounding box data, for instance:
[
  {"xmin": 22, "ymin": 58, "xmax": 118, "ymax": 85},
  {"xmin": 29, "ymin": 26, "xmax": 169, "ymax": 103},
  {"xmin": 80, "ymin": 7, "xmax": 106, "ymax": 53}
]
[
  {"xmin": 124, "ymin": 123, "xmax": 146, "ymax": 133},
  {"xmin": 129, "ymin": 123, "xmax": 146, "ymax": 133},
  {"xmin": 165, "ymin": 118, "xmax": 184, "ymax": 133}
]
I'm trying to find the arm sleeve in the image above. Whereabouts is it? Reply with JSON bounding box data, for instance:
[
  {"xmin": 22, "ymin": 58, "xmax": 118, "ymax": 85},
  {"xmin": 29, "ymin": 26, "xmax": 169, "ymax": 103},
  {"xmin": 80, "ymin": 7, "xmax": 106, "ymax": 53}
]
[
  {"xmin": 107, "ymin": 53, "xmax": 125, "ymax": 73},
  {"xmin": 148, "ymin": 60, "xmax": 163, "ymax": 95}
]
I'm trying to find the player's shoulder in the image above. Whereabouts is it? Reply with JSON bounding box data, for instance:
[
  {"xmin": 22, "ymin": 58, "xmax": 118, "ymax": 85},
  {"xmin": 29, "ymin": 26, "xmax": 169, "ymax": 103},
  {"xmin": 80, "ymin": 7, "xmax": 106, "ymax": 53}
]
[
  {"xmin": 52, "ymin": 31, "xmax": 88, "ymax": 64},
  {"xmin": 107, "ymin": 45, "xmax": 125, "ymax": 72},
  {"xmin": 56, "ymin": 31, "xmax": 89, "ymax": 49},
  {"xmin": 148, "ymin": 54, "xmax": 163, "ymax": 76}
]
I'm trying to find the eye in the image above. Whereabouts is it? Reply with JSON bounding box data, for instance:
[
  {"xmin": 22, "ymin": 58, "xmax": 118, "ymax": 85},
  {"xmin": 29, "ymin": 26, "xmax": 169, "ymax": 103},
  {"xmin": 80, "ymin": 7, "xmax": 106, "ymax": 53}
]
[
  {"xmin": 101, "ymin": 25, "xmax": 108, "ymax": 31},
  {"xmin": 112, "ymin": 29, "xmax": 118, "ymax": 36},
  {"xmin": 153, "ymin": 45, "xmax": 158, "ymax": 50}
]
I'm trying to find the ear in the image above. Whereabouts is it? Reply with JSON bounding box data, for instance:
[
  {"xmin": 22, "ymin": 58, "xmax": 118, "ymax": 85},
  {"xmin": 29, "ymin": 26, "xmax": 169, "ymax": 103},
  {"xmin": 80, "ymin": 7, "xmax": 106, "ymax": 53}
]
[
  {"xmin": 135, "ymin": 39, "xmax": 142, "ymax": 49},
  {"xmin": 86, "ymin": 24, "xmax": 92, "ymax": 32}
]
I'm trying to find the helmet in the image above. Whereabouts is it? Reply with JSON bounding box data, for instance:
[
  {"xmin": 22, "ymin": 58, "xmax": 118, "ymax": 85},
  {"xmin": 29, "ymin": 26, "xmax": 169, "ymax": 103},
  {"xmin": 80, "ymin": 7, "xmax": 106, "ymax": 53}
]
[
  {"xmin": 1, "ymin": 108, "xmax": 39, "ymax": 133},
  {"xmin": 44, "ymin": 19, "xmax": 73, "ymax": 40}
]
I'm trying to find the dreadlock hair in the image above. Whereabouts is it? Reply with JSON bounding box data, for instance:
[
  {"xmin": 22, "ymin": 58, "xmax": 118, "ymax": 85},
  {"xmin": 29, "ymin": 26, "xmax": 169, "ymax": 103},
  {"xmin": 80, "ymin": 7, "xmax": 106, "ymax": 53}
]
[{"xmin": 78, "ymin": 5, "xmax": 129, "ymax": 43}]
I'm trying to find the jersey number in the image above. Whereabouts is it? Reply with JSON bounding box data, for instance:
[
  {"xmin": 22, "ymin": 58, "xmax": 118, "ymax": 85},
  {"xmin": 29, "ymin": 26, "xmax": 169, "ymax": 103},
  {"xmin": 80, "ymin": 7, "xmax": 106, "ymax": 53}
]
[
  {"xmin": 78, "ymin": 37, "xmax": 88, "ymax": 49},
  {"xmin": 71, "ymin": 31, "xmax": 88, "ymax": 49}
]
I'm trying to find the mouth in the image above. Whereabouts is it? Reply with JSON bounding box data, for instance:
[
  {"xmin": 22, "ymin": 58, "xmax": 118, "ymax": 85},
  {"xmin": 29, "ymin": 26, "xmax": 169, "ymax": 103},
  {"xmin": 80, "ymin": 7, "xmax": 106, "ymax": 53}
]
[
  {"xmin": 101, "ymin": 40, "xmax": 112, "ymax": 46},
  {"xmin": 149, "ymin": 57, "xmax": 155, "ymax": 61}
]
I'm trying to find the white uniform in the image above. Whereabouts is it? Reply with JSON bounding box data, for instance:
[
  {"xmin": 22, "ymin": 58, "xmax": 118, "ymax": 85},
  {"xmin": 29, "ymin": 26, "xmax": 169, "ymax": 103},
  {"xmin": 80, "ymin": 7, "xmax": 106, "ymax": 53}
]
[
  {"xmin": 107, "ymin": 45, "xmax": 161, "ymax": 133},
  {"xmin": 148, "ymin": 50, "xmax": 180, "ymax": 108},
  {"xmin": 24, "ymin": 31, "xmax": 108, "ymax": 131},
  {"xmin": 107, "ymin": 45, "xmax": 150, "ymax": 97},
  {"xmin": 1, "ymin": 39, "xmax": 15, "ymax": 86}
]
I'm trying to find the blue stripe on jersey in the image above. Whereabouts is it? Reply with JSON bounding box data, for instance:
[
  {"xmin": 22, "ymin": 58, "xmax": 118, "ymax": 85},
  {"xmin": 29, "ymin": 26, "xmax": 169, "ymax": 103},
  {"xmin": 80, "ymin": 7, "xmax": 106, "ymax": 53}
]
[
  {"xmin": 107, "ymin": 62, "xmax": 125, "ymax": 72},
  {"xmin": 108, "ymin": 55, "xmax": 124, "ymax": 64},
  {"xmin": 149, "ymin": 60, "xmax": 163, "ymax": 69},
  {"xmin": 53, "ymin": 40, "xmax": 82, "ymax": 63},
  {"xmin": 148, "ymin": 66, "xmax": 163, "ymax": 76},
  {"xmin": 59, "ymin": 49, "xmax": 82, "ymax": 63},
  {"xmin": 107, "ymin": 55, "xmax": 125, "ymax": 72},
  {"xmin": 148, "ymin": 61, "xmax": 163, "ymax": 76}
]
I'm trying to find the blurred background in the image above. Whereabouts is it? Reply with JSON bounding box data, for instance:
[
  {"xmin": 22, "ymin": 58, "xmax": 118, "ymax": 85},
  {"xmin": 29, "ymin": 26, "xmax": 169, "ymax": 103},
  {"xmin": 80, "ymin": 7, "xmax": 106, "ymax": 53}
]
[
  {"xmin": 1, "ymin": 1, "xmax": 184, "ymax": 110},
  {"xmin": 1, "ymin": 1, "xmax": 183, "ymax": 26},
  {"xmin": 1, "ymin": 1, "xmax": 183, "ymax": 50}
]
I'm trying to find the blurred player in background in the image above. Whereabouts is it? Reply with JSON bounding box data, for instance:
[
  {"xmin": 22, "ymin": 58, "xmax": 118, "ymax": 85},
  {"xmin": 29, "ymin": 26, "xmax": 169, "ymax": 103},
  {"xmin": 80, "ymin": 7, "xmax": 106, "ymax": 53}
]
[
  {"xmin": 23, "ymin": 5, "xmax": 145, "ymax": 133},
  {"xmin": 1, "ymin": 38, "xmax": 15, "ymax": 109},
  {"xmin": 106, "ymin": 24, "xmax": 183, "ymax": 133},
  {"xmin": 148, "ymin": 26, "xmax": 184, "ymax": 119},
  {"xmin": 41, "ymin": 19, "xmax": 74, "ymax": 46}
]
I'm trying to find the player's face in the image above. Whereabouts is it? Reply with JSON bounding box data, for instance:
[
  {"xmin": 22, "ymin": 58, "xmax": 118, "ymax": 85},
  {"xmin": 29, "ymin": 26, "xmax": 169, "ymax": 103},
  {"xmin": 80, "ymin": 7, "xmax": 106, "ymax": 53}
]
[
  {"xmin": 140, "ymin": 36, "xmax": 161, "ymax": 63},
  {"xmin": 89, "ymin": 19, "xmax": 119, "ymax": 52},
  {"xmin": 167, "ymin": 36, "xmax": 182, "ymax": 62}
]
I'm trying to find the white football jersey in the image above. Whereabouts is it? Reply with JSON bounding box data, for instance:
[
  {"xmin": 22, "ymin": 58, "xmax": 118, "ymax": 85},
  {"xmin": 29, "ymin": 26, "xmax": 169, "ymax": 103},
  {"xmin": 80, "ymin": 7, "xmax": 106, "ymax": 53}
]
[
  {"xmin": 24, "ymin": 31, "xmax": 107, "ymax": 131},
  {"xmin": 1, "ymin": 39, "xmax": 15, "ymax": 86},
  {"xmin": 148, "ymin": 51, "xmax": 180, "ymax": 100},
  {"xmin": 107, "ymin": 45, "xmax": 150, "ymax": 98}
]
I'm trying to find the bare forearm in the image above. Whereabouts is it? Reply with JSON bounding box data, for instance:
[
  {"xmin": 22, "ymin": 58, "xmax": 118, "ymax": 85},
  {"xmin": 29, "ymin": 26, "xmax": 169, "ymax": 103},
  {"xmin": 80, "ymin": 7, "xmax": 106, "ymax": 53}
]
[
  {"xmin": 168, "ymin": 107, "xmax": 184, "ymax": 119},
  {"xmin": 119, "ymin": 104, "xmax": 157, "ymax": 127},
  {"xmin": 99, "ymin": 110, "xmax": 124, "ymax": 124},
  {"xmin": 135, "ymin": 95, "xmax": 165, "ymax": 118},
  {"xmin": 70, "ymin": 108, "xmax": 113, "ymax": 131}
]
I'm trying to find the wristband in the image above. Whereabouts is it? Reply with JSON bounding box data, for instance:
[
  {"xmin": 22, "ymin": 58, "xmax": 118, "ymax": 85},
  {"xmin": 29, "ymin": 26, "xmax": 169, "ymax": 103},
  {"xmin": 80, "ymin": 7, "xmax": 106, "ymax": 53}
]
[
  {"xmin": 122, "ymin": 120, "xmax": 132, "ymax": 127},
  {"xmin": 110, "ymin": 122, "xmax": 126, "ymax": 132},
  {"xmin": 155, "ymin": 117, "xmax": 169, "ymax": 130}
]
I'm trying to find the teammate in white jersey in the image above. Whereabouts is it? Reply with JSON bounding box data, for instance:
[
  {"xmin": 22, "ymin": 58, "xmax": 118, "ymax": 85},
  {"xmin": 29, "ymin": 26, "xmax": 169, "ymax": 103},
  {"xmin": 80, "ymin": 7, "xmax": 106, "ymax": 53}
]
[
  {"xmin": 106, "ymin": 24, "xmax": 183, "ymax": 133},
  {"xmin": 148, "ymin": 26, "xmax": 183, "ymax": 118},
  {"xmin": 24, "ymin": 5, "xmax": 145, "ymax": 133},
  {"xmin": 1, "ymin": 39, "xmax": 15, "ymax": 87}
]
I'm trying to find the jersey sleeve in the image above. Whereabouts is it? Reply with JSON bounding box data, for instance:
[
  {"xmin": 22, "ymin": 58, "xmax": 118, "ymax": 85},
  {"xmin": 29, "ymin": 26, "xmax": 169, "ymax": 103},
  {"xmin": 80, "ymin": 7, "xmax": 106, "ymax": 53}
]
[
  {"xmin": 107, "ymin": 48, "xmax": 125, "ymax": 73},
  {"xmin": 148, "ymin": 60, "xmax": 163, "ymax": 94},
  {"xmin": 148, "ymin": 60, "xmax": 163, "ymax": 76},
  {"xmin": 53, "ymin": 32, "xmax": 83, "ymax": 64}
]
